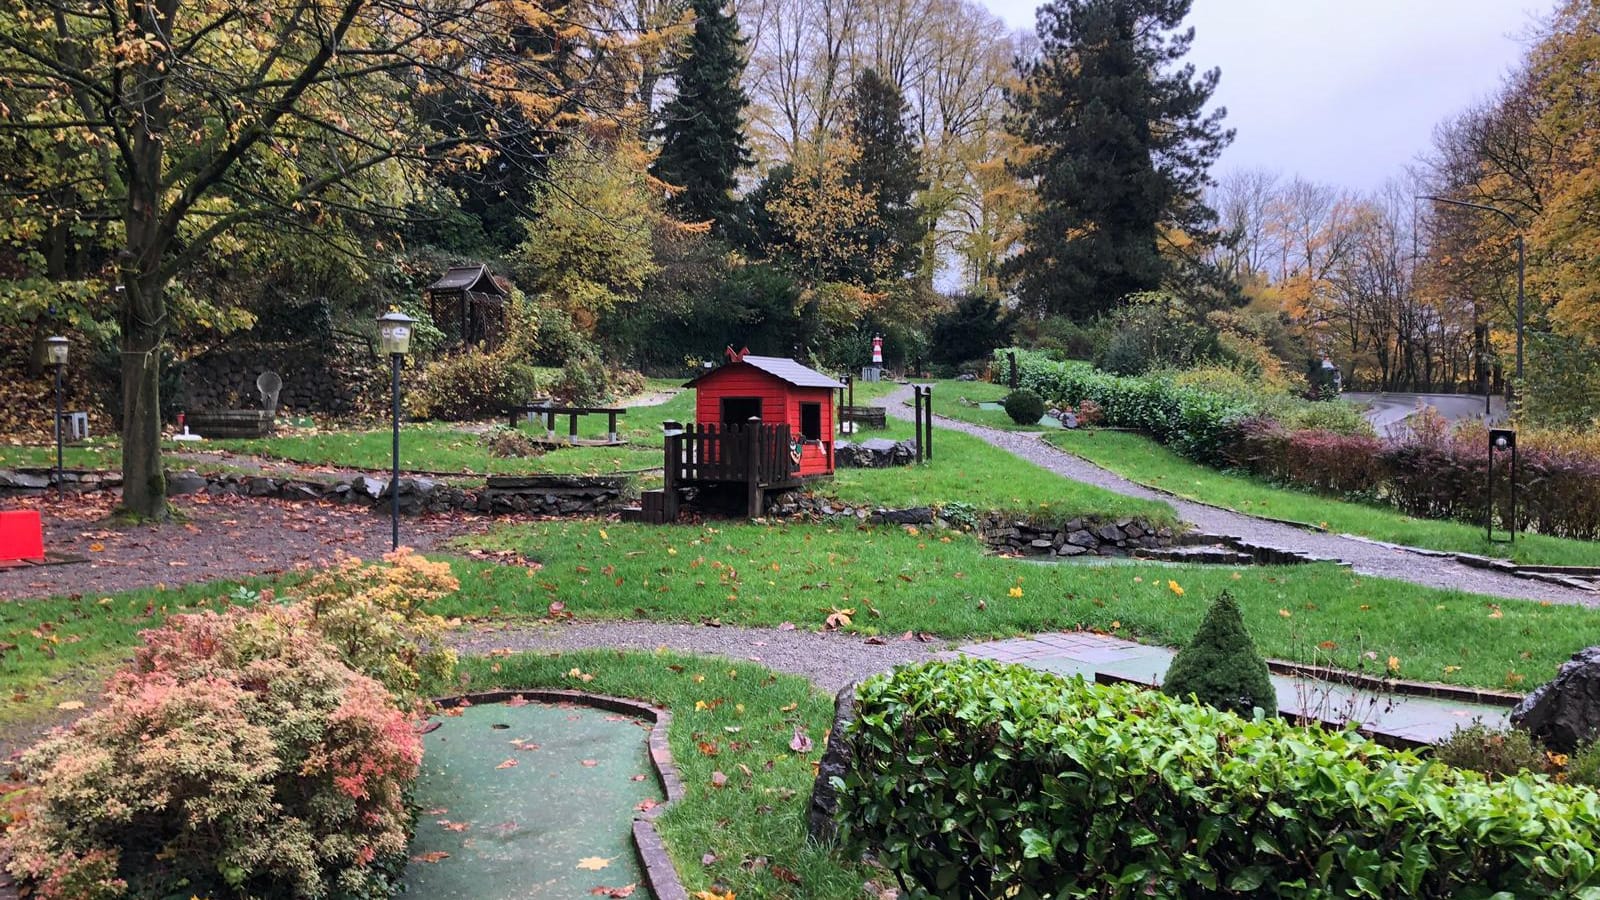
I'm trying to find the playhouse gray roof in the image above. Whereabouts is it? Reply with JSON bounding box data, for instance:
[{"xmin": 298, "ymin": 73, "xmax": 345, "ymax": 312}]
[{"xmin": 687, "ymin": 355, "xmax": 845, "ymax": 389}]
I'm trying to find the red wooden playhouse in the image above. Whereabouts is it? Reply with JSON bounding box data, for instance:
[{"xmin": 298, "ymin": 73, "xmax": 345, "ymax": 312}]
[{"xmin": 628, "ymin": 351, "xmax": 843, "ymax": 523}]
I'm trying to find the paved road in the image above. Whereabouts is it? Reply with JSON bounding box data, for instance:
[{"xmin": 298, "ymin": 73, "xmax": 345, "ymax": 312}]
[
  {"xmin": 883, "ymin": 385, "xmax": 1594, "ymax": 607},
  {"xmin": 1343, "ymin": 391, "xmax": 1506, "ymax": 433}
]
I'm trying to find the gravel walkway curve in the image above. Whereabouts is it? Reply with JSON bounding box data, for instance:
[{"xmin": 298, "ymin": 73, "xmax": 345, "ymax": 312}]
[
  {"xmin": 451, "ymin": 620, "xmax": 949, "ymax": 693},
  {"xmin": 884, "ymin": 384, "xmax": 1598, "ymax": 607}
]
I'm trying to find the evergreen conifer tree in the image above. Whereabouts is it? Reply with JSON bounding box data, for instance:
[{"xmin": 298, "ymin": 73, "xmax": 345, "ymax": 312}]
[
  {"xmin": 1162, "ymin": 591, "xmax": 1277, "ymax": 716},
  {"xmin": 1004, "ymin": 0, "xmax": 1232, "ymax": 321},
  {"xmin": 844, "ymin": 69, "xmax": 927, "ymax": 283},
  {"xmin": 651, "ymin": 0, "xmax": 751, "ymax": 230}
]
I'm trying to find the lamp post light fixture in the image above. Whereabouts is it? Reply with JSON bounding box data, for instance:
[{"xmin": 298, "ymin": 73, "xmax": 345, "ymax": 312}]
[
  {"xmin": 45, "ymin": 336, "xmax": 69, "ymax": 501},
  {"xmin": 1419, "ymin": 195, "xmax": 1525, "ymax": 407},
  {"xmin": 376, "ymin": 311, "xmax": 416, "ymax": 550}
]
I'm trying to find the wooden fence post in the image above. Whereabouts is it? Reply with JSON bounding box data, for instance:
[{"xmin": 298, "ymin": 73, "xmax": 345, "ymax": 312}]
[{"xmin": 745, "ymin": 419, "xmax": 763, "ymax": 519}]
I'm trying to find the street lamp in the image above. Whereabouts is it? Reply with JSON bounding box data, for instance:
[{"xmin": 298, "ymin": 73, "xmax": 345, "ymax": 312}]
[
  {"xmin": 1419, "ymin": 195, "xmax": 1525, "ymax": 409},
  {"xmin": 45, "ymin": 336, "xmax": 68, "ymax": 501},
  {"xmin": 377, "ymin": 311, "xmax": 415, "ymax": 550}
]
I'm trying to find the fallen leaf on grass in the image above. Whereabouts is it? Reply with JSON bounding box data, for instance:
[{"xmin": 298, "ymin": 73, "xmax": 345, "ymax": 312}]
[
  {"xmin": 789, "ymin": 726, "xmax": 814, "ymax": 753},
  {"xmin": 411, "ymin": 852, "xmax": 450, "ymax": 864},
  {"xmin": 710, "ymin": 771, "xmax": 728, "ymax": 788},
  {"xmin": 56, "ymin": 700, "xmax": 84, "ymax": 711}
]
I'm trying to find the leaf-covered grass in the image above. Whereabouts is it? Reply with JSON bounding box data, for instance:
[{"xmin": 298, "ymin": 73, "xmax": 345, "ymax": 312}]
[
  {"xmin": 451, "ymin": 520, "xmax": 1583, "ymax": 691},
  {"xmin": 829, "ymin": 414, "xmax": 1173, "ymax": 526},
  {"xmin": 457, "ymin": 651, "xmax": 866, "ymax": 899},
  {"xmin": 1045, "ymin": 428, "xmax": 1600, "ymax": 567},
  {"xmin": 0, "ymin": 577, "xmax": 286, "ymax": 730},
  {"xmin": 0, "ymin": 439, "xmax": 122, "ymax": 470},
  {"xmin": 210, "ymin": 423, "xmax": 663, "ymax": 476}
]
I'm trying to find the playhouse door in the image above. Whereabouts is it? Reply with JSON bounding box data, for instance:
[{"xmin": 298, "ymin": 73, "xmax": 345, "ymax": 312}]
[{"xmin": 721, "ymin": 397, "xmax": 762, "ymax": 425}]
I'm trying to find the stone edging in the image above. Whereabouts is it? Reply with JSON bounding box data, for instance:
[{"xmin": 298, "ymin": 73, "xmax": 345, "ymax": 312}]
[
  {"xmin": 432, "ymin": 689, "xmax": 688, "ymax": 900},
  {"xmin": 1264, "ymin": 660, "xmax": 1524, "ymax": 708}
]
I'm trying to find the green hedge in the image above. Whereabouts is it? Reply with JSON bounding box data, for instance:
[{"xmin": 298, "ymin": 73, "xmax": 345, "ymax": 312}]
[
  {"xmin": 1006, "ymin": 352, "xmax": 1258, "ymax": 464},
  {"xmin": 836, "ymin": 659, "xmax": 1600, "ymax": 898}
]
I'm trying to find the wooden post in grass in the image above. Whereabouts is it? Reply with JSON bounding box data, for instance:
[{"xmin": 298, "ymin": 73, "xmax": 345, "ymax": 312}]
[{"xmin": 745, "ymin": 418, "xmax": 763, "ymax": 518}]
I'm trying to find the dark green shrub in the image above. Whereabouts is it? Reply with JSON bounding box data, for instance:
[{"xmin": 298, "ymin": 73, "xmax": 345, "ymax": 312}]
[
  {"xmin": 409, "ymin": 349, "xmax": 542, "ymax": 420},
  {"xmin": 1566, "ymin": 741, "xmax": 1600, "ymax": 787},
  {"xmin": 836, "ymin": 658, "xmax": 1600, "ymax": 899},
  {"xmin": 930, "ymin": 294, "xmax": 1013, "ymax": 368},
  {"xmin": 1002, "ymin": 389, "xmax": 1044, "ymax": 425},
  {"xmin": 1161, "ymin": 591, "xmax": 1276, "ymax": 716},
  {"xmin": 1432, "ymin": 724, "xmax": 1552, "ymax": 780}
]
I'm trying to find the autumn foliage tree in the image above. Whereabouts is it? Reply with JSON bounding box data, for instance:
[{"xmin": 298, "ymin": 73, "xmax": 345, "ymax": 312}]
[{"xmin": 0, "ymin": 0, "xmax": 610, "ymax": 518}]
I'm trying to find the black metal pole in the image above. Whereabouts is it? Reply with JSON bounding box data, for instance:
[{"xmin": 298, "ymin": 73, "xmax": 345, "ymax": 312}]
[
  {"xmin": 1486, "ymin": 438, "xmax": 1493, "ymax": 543},
  {"xmin": 923, "ymin": 386, "xmax": 932, "ymax": 461},
  {"xmin": 54, "ymin": 364, "xmax": 64, "ymax": 501},
  {"xmin": 391, "ymin": 353, "xmax": 401, "ymax": 551},
  {"xmin": 1515, "ymin": 232, "xmax": 1525, "ymax": 399},
  {"xmin": 1510, "ymin": 442, "xmax": 1518, "ymax": 543}
]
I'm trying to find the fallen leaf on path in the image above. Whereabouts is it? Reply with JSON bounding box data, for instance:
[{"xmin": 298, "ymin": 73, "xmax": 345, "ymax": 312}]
[
  {"xmin": 496, "ymin": 759, "xmax": 518, "ymax": 770},
  {"xmin": 590, "ymin": 885, "xmax": 636, "ymax": 898},
  {"xmin": 577, "ymin": 856, "xmax": 612, "ymax": 871}
]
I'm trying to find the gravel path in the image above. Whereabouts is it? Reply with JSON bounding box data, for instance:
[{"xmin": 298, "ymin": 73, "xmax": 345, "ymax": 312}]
[
  {"xmin": 884, "ymin": 385, "xmax": 1598, "ymax": 607},
  {"xmin": 451, "ymin": 620, "xmax": 949, "ymax": 693}
]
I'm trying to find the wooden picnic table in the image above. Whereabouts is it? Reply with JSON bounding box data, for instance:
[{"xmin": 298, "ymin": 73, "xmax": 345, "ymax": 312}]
[{"xmin": 507, "ymin": 404, "xmax": 628, "ymax": 443}]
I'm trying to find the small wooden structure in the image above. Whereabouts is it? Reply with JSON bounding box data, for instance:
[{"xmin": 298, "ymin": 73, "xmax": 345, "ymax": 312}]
[
  {"xmin": 626, "ymin": 351, "xmax": 843, "ymax": 522},
  {"xmin": 426, "ymin": 264, "xmax": 507, "ymax": 349},
  {"xmin": 507, "ymin": 403, "xmax": 628, "ymax": 445}
]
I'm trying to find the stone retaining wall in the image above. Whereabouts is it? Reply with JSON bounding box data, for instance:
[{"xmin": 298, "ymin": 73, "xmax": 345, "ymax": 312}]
[
  {"xmin": 979, "ymin": 513, "xmax": 1176, "ymax": 557},
  {"xmin": 181, "ymin": 346, "xmax": 374, "ymax": 415},
  {"xmin": 0, "ymin": 468, "xmax": 630, "ymax": 517}
]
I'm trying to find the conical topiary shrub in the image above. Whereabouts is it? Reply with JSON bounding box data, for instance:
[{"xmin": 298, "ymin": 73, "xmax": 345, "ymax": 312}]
[{"xmin": 1161, "ymin": 591, "xmax": 1277, "ymax": 716}]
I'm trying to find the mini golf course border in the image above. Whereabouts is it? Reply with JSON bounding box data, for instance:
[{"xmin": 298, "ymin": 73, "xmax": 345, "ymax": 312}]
[{"xmin": 432, "ymin": 689, "xmax": 689, "ymax": 900}]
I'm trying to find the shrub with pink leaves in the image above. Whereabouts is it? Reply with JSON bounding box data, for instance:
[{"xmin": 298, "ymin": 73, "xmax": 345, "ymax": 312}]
[{"xmin": 4, "ymin": 603, "xmax": 423, "ymax": 899}]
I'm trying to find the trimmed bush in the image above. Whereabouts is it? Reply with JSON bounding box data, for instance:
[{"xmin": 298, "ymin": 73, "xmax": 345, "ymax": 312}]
[
  {"xmin": 5, "ymin": 605, "xmax": 421, "ymax": 899},
  {"xmin": 837, "ymin": 658, "xmax": 1600, "ymax": 898},
  {"xmin": 1432, "ymin": 725, "xmax": 1554, "ymax": 781},
  {"xmin": 1002, "ymin": 389, "xmax": 1045, "ymax": 425},
  {"xmin": 1161, "ymin": 591, "xmax": 1276, "ymax": 716},
  {"xmin": 409, "ymin": 347, "xmax": 542, "ymax": 420}
]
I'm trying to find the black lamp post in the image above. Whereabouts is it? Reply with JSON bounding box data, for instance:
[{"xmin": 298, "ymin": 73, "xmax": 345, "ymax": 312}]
[
  {"xmin": 377, "ymin": 311, "xmax": 415, "ymax": 550},
  {"xmin": 1420, "ymin": 195, "xmax": 1525, "ymax": 409},
  {"xmin": 45, "ymin": 336, "xmax": 69, "ymax": 500}
]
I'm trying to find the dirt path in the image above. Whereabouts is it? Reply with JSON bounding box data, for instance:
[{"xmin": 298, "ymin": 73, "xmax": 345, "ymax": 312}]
[
  {"xmin": 883, "ymin": 385, "xmax": 1598, "ymax": 607},
  {"xmin": 0, "ymin": 492, "xmax": 502, "ymax": 601}
]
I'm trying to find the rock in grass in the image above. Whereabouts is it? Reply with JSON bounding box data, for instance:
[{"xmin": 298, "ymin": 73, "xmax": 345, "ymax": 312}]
[{"xmin": 1161, "ymin": 591, "xmax": 1277, "ymax": 717}]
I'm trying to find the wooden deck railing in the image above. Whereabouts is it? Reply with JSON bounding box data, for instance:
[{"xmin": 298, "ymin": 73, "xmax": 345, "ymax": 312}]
[{"xmin": 665, "ymin": 422, "xmax": 796, "ymax": 486}]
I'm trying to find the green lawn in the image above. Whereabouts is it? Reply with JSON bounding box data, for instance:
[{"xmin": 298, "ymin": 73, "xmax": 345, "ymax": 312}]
[
  {"xmin": 459, "ymin": 651, "xmax": 865, "ymax": 899},
  {"xmin": 451, "ymin": 520, "xmax": 1581, "ymax": 691},
  {"xmin": 912, "ymin": 378, "xmax": 1046, "ymax": 430},
  {"xmin": 830, "ymin": 414, "xmax": 1172, "ymax": 526},
  {"xmin": 1046, "ymin": 429, "xmax": 1600, "ymax": 567},
  {"xmin": 0, "ymin": 439, "xmax": 122, "ymax": 470}
]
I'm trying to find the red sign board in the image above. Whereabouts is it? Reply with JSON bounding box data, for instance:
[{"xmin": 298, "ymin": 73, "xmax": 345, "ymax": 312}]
[{"xmin": 0, "ymin": 510, "xmax": 45, "ymax": 563}]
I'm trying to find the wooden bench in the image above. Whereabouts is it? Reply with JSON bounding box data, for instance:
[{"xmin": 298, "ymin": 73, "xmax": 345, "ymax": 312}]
[
  {"xmin": 507, "ymin": 404, "xmax": 627, "ymax": 444},
  {"xmin": 188, "ymin": 409, "xmax": 275, "ymax": 439},
  {"xmin": 840, "ymin": 405, "xmax": 887, "ymax": 429}
]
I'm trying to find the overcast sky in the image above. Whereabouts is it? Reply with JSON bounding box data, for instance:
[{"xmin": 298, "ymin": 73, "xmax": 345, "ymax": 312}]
[{"xmin": 979, "ymin": 0, "xmax": 1550, "ymax": 190}]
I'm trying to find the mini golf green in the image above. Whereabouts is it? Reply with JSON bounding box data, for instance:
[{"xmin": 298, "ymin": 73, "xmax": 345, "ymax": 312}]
[
  {"xmin": 977, "ymin": 401, "xmax": 1063, "ymax": 428},
  {"xmin": 404, "ymin": 700, "xmax": 662, "ymax": 898}
]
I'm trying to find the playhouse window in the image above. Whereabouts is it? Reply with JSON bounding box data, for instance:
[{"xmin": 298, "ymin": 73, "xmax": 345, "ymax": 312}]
[
  {"xmin": 721, "ymin": 397, "xmax": 762, "ymax": 425},
  {"xmin": 799, "ymin": 403, "xmax": 822, "ymax": 440}
]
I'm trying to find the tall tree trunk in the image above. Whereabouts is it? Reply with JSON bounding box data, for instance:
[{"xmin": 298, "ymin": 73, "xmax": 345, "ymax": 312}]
[{"xmin": 119, "ymin": 277, "xmax": 168, "ymax": 520}]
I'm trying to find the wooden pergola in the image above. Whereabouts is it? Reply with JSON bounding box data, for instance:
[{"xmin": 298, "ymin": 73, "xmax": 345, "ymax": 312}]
[{"xmin": 425, "ymin": 264, "xmax": 508, "ymax": 349}]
